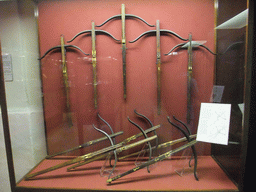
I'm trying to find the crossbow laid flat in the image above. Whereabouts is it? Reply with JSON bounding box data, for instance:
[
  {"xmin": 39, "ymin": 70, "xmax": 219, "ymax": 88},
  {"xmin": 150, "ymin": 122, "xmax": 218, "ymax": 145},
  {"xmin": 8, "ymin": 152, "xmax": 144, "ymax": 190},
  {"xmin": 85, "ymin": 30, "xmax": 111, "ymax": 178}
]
[
  {"xmin": 25, "ymin": 124, "xmax": 160, "ymax": 180},
  {"xmin": 107, "ymin": 116, "xmax": 198, "ymax": 183}
]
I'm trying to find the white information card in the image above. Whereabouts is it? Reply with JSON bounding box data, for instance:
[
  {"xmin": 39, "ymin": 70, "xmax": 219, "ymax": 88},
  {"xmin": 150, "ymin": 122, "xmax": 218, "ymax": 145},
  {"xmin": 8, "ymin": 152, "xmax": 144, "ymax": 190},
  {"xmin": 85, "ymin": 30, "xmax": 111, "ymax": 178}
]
[{"xmin": 196, "ymin": 103, "xmax": 231, "ymax": 145}]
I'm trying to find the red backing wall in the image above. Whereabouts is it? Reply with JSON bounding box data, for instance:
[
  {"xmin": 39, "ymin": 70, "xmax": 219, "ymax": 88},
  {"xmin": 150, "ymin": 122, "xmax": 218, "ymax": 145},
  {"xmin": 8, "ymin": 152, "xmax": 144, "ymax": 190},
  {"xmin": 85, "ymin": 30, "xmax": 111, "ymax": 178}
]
[{"xmin": 38, "ymin": 0, "xmax": 215, "ymax": 156}]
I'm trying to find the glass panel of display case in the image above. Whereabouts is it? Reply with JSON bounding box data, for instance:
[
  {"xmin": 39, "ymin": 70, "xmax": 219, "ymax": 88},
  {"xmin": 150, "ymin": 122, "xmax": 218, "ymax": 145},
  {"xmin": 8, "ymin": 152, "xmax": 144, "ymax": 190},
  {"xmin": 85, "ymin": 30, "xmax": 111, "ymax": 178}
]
[{"xmin": 212, "ymin": 0, "xmax": 247, "ymax": 186}]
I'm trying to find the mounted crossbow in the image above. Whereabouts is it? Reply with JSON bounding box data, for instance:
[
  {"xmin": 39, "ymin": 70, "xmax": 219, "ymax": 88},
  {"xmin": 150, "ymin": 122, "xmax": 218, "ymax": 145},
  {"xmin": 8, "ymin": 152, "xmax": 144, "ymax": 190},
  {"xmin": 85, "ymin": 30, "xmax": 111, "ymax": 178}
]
[
  {"xmin": 39, "ymin": 35, "xmax": 89, "ymax": 128},
  {"xmin": 96, "ymin": 4, "xmax": 155, "ymax": 100},
  {"xmin": 68, "ymin": 21, "xmax": 120, "ymax": 108},
  {"xmin": 165, "ymin": 34, "xmax": 216, "ymax": 124},
  {"xmin": 129, "ymin": 20, "xmax": 188, "ymax": 115}
]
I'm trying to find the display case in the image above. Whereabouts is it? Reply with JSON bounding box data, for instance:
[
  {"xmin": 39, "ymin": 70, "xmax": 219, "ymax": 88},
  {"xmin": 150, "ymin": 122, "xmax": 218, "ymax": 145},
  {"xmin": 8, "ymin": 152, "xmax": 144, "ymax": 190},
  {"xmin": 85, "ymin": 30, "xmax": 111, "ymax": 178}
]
[{"xmin": 0, "ymin": 0, "xmax": 254, "ymax": 191}]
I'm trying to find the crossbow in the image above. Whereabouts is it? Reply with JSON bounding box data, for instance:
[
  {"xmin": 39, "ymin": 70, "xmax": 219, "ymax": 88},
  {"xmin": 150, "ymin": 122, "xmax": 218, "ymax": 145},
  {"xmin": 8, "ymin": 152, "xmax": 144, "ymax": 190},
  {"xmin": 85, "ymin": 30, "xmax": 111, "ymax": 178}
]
[
  {"xmin": 24, "ymin": 126, "xmax": 159, "ymax": 180},
  {"xmin": 39, "ymin": 35, "xmax": 89, "ymax": 128},
  {"xmin": 67, "ymin": 119, "xmax": 160, "ymax": 171},
  {"xmin": 165, "ymin": 34, "xmax": 216, "ymax": 124},
  {"xmin": 107, "ymin": 116, "xmax": 199, "ymax": 183},
  {"xmin": 129, "ymin": 20, "xmax": 188, "ymax": 115},
  {"xmin": 68, "ymin": 21, "xmax": 120, "ymax": 108},
  {"xmin": 96, "ymin": 4, "xmax": 155, "ymax": 99}
]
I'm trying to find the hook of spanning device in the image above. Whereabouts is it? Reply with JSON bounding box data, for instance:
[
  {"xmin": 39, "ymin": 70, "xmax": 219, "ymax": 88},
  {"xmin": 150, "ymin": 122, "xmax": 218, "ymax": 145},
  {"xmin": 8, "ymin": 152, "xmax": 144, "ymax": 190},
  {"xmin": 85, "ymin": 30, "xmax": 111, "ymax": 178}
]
[
  {"xmin": 96, "ymin": 14, "xmax": 155, "ymax": 28},
  {"xmin": 39, "ymin": 45, "xmax": 90, "ymax": 60}
]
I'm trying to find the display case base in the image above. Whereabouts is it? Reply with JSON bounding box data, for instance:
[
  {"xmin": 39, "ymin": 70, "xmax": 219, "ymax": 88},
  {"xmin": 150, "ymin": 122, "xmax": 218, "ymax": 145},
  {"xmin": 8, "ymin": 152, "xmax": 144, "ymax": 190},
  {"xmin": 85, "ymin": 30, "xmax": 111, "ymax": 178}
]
[{"xmin": 17, "ymin": 156, "xmax": 238, "ymax": 191}]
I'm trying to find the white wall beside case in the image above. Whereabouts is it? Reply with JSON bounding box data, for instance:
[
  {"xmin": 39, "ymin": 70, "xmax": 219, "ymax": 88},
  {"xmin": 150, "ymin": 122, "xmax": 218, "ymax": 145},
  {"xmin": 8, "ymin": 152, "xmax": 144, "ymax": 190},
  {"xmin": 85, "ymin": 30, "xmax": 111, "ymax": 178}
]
[{"xmin": 0, "ymin": 0, "xmax": 47, "ymax": 189}]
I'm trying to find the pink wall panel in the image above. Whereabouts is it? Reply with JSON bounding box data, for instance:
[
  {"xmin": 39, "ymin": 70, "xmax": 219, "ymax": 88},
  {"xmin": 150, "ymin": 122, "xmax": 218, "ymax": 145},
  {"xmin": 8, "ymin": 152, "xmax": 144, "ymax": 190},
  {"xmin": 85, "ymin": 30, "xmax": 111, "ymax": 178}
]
[{"xmin": 38, "ymin": 0, "xmax": 215, "ymax": 156}]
